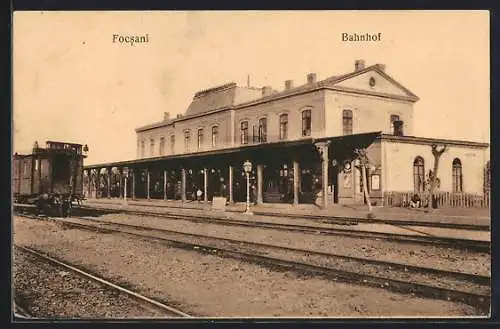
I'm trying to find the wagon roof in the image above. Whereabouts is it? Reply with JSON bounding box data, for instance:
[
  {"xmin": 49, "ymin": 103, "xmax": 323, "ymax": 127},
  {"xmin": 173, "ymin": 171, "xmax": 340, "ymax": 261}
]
[{"xmin": 46, "ymin": 140, "xmax": 84, "ymax": 146}]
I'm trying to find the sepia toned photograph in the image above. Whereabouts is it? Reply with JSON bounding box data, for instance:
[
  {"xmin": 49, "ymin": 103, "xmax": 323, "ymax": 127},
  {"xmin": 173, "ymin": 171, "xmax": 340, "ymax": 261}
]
[{"xmin": 12, "ymin": 10, "xmax": 490, "ymax": 320}]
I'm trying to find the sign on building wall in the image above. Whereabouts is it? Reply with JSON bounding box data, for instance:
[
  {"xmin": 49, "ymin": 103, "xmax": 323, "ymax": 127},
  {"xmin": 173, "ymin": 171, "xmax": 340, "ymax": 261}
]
[
  {"xmin": 342, "ymin": 160, "xmax": 352, "ymax": 189},
  {"xmin": 343, "ymin": 173, "xmax": 352, "ymax": 188},
  {"xmin": 371, "ymin": 174, "xmax": 380, "ymax": 191}
]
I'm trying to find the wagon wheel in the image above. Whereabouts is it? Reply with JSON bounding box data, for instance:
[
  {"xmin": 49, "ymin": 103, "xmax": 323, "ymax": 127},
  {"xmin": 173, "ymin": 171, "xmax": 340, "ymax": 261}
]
[
  {"xmin": 35, "ymin": 199, "xmax": 44, "ymax": 216},
  {"xmin": 57, "ymin": 203, "xmax": 63, "ymax": 217}
]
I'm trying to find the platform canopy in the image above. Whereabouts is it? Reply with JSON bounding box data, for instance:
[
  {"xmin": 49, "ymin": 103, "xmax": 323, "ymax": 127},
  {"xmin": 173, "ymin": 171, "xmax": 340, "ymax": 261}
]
[{"xmin": 84, "ymin": 131, "xmax": 383, "ymax": 170}]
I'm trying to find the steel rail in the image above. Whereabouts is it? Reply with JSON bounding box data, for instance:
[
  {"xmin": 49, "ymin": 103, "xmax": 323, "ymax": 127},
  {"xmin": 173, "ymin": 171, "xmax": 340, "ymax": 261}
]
[
  {"xmin": 23, "ymin": 215, "xmax": 489, "ymax": 313},
  {"xmin": 15, "ymin": 245, "xmax": 192, "ymax": 318},
  {"xmin": 76, "ymin": 206, "xmax": 490, "ymax": 253},
  {"xmin": 13, "ymin": 302, "xmax": 34, "ymax": 319},
  {"xmin": 80, "ymin": 201, "xmax": 491, "ymax": 231},
  {"xmin": 72, "ymin": 215, "xmax": 491, "ymax": 285}
]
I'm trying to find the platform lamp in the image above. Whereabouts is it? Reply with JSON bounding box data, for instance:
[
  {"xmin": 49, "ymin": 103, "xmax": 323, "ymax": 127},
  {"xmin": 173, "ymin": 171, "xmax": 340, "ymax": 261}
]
[
  {"xmin": 122, "ymin": 167, "xmax": 129, "ymax": 203},
  {"xmin": 243, "ymin": 160, "xmax": 253, "ymax": 215},
  {"xmin": 83, "ymin": 144, "xmax": 89, "ymax": 157}
]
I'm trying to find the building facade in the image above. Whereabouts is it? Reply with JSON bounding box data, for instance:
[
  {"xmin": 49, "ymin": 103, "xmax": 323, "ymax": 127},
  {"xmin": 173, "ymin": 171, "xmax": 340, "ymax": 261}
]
[{"xmin": 84, "ymin": 60, "xmax": 489, "ymax": 207}]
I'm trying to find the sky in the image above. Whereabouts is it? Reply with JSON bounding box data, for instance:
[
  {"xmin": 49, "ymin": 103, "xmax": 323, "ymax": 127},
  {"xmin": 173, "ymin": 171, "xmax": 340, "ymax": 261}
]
[{"xmin": 13, "ymin": 10, "xmax": 490, "ymax": 165}]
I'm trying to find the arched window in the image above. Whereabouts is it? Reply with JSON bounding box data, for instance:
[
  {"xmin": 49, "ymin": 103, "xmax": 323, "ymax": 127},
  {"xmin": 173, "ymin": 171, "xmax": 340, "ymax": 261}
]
[
  {"xmin": 302, "ymin": 109, "xmax": 312, "ymax": 136},
  {"xmin": 343, "ymin": 109, "xmax": 353, "ymax": 135},
  {"xmin": 279, "ymin": 114, "xmax": 288, "ymax": 140},
  {"xmin": 413, "ymin": 156, "xmax": 425, "ymax": 192},
  {"xmin": 452, "ymin": 158, "xmax": 463, "ymax": 192},
  {"xmin": 197, "ymin": 128, "xmax": 204, "ymax": 150},
  {"xmin": 241, "ymin": 121, "xmax": 249, "ymax": 144}
]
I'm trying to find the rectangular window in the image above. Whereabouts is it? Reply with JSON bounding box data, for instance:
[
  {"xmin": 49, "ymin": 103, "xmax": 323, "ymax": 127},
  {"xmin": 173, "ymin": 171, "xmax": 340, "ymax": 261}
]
[
  {"xmin": 184, "ymin": 131, "xmax": 191, "ymax": 151},
  {"xmin": 197, "ymin": 128, "xmax": 204, "ymax": 150},
  {"xmin": 241, "ymin": 121, "xmax": 249, "ymax": 145},
  {"xmin": 141, "ymin": 141, "xmax": 145, "ymax": 157},
  {"xmin": 212, "ymin": 126, "xmax": 219, "ymax": 147},
  {"xmin": 159, "ymin": 137, "xmax": 165, "ymax": 156},
  {"xmin": 302, "ymin": 110, "xmax": 311, "ymax": 137},
  {"xmin": 279, "ymin": 114, "xmax": 288, "ymax": 140},
  {"xmin": 342, "ymin": 109, "xmax": 353, "ymax": 135},
  {"xmin": 170, "ymin": 135, "xmax": 175, "ymax": 154},
  {"xmin": 253, "ymin": 125, "xmax": 258, "ymax": 143},
  {"xmin": 259, "ymin": 118, "xmax": 267, "ymax": 142},
  {"xmin": 150, "ymin": 138, "xmax": 155, "ymax": 157},
  {"xmin": 390, "ymin": 114, "xmax": 400, "ymax": 134}
]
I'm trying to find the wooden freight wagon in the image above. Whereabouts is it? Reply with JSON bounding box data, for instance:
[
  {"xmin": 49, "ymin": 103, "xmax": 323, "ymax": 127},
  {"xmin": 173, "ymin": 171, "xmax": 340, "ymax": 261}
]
[{"xmin": 13, "ymin": 141, "xmax": 88, "ymax": 205}]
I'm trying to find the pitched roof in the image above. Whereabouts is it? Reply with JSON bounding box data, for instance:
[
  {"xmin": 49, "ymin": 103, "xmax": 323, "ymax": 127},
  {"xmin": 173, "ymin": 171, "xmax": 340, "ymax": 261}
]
[
  {"xmin": 136, "ymin": 64, "xmax": 419, "ymax": 132},
  {"xmin": 233, "ymin": 65, "xmax": 419, "ymax": 109}
]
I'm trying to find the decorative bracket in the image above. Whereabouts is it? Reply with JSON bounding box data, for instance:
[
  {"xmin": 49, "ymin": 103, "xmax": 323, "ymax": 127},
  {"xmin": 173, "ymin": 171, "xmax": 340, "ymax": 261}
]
[{"xmin": 314, "ymin": 141, "xmax": 331, "ymax": 159}]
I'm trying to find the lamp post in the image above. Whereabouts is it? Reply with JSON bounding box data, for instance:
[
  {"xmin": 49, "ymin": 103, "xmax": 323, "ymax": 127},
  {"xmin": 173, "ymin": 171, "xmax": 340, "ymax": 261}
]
[
  {"xmin": 243, "ymin": 160, "xmax": 253, "ymax": 215},
  {"xmin": 123, "ymin": 167, "xmax": 129, "ymax": 204}
]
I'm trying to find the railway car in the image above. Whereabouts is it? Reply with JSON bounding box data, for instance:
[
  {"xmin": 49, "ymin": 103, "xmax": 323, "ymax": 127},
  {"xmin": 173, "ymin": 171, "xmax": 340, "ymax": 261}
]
[{"xmin": 13, "ymin": 141, "xmax": 88, "ymax": 216}]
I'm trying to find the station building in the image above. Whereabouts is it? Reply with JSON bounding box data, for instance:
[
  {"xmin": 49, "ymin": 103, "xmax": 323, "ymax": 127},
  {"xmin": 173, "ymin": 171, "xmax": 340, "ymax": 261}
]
[{"xmin": 83, "ymin": 60, "xmax": 489, "ymax": 208}]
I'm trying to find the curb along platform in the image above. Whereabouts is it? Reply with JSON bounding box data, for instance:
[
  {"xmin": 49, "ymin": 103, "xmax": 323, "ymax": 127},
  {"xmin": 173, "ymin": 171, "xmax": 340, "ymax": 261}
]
[
  {"xmin": 83, "ymin": 198, "xmax": 491, "ymax": 229},
  {"xmin": 80, "ymin": 198, "xmax": 491, "ymax": 243}
]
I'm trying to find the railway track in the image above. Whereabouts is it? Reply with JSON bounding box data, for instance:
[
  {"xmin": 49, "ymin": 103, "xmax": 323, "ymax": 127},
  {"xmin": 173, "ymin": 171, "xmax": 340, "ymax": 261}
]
[
  {"xmin": 13, "ymin": 301, "xmax": 33, "ymax": 319},
  {"xmin": 14, "ymin": 245, "xmax": 192, "ymax": 319},
  {"xmin": 15, "ymin": 213, "xmax": 490, "ymax": 313},
  {"xmin": 80, "ymin": 205, "xmax": 490, "ymax": 253},
  {"xmin": 83, "ymin": 201, "xmax": 491, "ymax": 231}
]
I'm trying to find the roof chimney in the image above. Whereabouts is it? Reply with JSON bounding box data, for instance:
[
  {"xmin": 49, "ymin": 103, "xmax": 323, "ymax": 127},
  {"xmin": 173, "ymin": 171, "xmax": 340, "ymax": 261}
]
[
  {"xmin": 375, "ymin": 63, "xmax": 386, "ymax": 72},
  {"xmin": 284, "ymin": 80, "xmax": 294, "ymax": 91},
  {"xmin": 262, "ymin": 86, "xmax": 273, "ymax": 96},
  {"xmin": 164, "ymin": 112, "xmax": 170, "ymax": 121},
  {"xmin": 354, "ymin": 59, "xmax": 365, "ymax": 71},
  {"xmin": 306, "ymin": 73, "xmax": 317, "ymax": 84}
]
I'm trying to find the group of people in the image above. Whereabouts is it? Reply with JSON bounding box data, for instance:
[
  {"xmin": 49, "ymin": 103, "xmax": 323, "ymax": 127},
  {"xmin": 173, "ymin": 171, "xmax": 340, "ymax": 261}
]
[
  {"xmin": 190, "ymin": 183, "xmax": 230, "ymax": 203},
  {"xmin": 189, "ymin": 182, "xmax": 259, "ymax": 204},
  {"xmin": 409, "ymin": 193, "xmax": 422, "ymax": 208}
]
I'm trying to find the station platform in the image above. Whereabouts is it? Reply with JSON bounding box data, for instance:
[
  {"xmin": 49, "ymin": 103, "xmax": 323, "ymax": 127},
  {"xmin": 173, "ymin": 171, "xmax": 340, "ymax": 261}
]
[{"xmin": 82, "ymin": 198, "xmax": 491, "ymax": 231}]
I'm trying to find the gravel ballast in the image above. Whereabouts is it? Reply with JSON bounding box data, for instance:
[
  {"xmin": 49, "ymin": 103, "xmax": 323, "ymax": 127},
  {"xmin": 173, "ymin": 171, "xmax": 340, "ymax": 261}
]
[
  {"xmin": 77, "ymin": 213, "xmax": 490, "ymax": 277},
  {"xmin": 13, "ymin": 249, "xmax": 172, "ymax": 319},
  {"xmin": 14, "ymin": 216, "xmax": 483, "ymax": 317},
  {"xmin": 57, "ymin": 216, "xmax": 490, "ymax": 296}
]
